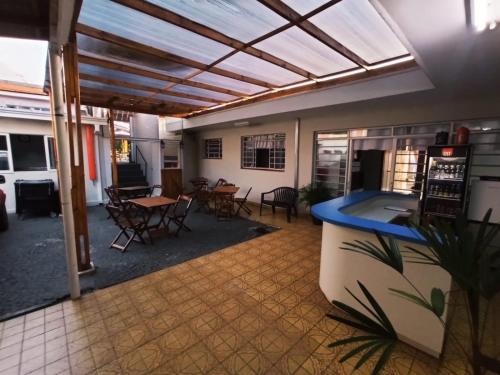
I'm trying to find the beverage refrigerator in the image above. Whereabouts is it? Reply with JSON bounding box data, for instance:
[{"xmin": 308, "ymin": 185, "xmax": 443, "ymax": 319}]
[{"xmin": 421, "ymin": 145, "xmax": 472, "ymax": 220}]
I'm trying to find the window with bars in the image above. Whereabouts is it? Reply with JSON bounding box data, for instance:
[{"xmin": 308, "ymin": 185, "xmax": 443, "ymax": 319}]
[
  {"xmin": 204, "ymin": 138, "xmax": 222, "ymax": 159},
  {"xmin": 313, "ymin": 132, "xmax": 348, "ymax": 197},
  {"xmin": 241, "ymin": 133, "xmax": 285, "ymax": 171}
]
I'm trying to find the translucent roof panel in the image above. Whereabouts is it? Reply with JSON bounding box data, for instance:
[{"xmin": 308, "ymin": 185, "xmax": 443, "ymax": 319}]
[
  {"xmin": 255, "ymin": 27, "xmax": 356, "ymax": 76},
  {"xmin": 80, "ymin": 79, "xmax": 156, "ymax": 98},
  {"xmin": 77, "ymin": 34, "xmax": 198, "ymax": 78},
  {"xmin": 79, "ymin": 63, "xmax": 169, "ymax": 89},
  {"xmin": 282, "ymin": 0, "xmax": 330, "ymax": 15},
  {"xmin": 80, "ymin": 80, "xmax": 212, "ymax": 107},
  {"xmin": 79, "ymin": 0, "xmax": 233, "ymax": 64},
  {"xmin": 169, "ymin": 85, "xmax": 238, "ymax": 102},
  {"xmin": 189, "ymin": 72, "xmax": 266, "ymax": 95},
  {"xmin": 154, "ymin": 93, "xmax": 213, "ymax": 107},
  {"xmin": 309, "ymin": 0, "xmax": 408, "ymax": 63},
  {"xmin": 147, "ymin": 0, "xmax": 287, "ymax": 43},
  {"xmin": 216, "ymin": 52, "xmax": 304, "ymax": 87}
]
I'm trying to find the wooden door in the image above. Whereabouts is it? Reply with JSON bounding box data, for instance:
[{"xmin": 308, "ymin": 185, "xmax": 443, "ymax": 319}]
[{"xmin": 161, "ymin": 169, "xmax": 183, "ymax": 198}]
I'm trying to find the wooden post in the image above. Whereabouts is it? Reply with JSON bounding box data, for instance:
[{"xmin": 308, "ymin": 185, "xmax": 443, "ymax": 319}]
[
  {"xmin": 62, "ymin": 41, "xmax": 93, "ymax": 273},
  {"xmin": 108, "ymin": 109, "xmax": 119, "ymax": 186},
  {"xmin": 48, "ymin": 43, "xmax": 81, "ymax": 298}
]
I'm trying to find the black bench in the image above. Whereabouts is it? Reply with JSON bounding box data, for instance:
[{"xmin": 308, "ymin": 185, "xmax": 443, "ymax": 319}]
[{"xmin": 260, "ymin": 187, "xmax": 298, "ymax": 223}]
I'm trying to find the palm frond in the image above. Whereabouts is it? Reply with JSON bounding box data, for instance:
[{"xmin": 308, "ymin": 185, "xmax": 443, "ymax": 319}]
[
  {"xmin": 327, "ymin": 282, "xmax": 398, "ymax": 375},
  {"xmin": 341, "ymin": 232, "xmax": 403, "ymax": 274}
]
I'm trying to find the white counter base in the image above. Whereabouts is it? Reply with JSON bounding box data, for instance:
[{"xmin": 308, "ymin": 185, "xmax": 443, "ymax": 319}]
[{"xmin": 319, "ymin": 222, "xmax": 452, "ymax": 358}]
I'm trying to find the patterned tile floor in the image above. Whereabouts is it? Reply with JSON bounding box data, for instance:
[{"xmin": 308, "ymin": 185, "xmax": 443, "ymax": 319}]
[{"xmin": 0, "ymin": 208, "xmax": 497, "ymax": 374}]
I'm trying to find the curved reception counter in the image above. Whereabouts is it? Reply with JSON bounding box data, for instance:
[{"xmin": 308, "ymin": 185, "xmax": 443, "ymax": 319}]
[{"xmin": 311, "ymin": 191, "xmax": 451, "ymax": 358}]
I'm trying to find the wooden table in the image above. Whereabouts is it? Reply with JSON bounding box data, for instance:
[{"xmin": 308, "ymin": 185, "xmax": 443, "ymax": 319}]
[
  {"xmin": 128, "ymin": 196, "xmax": 177, "ymax": 242},
  {"xmin": 117, "ymin": 186, "xmax": 151, "ymax": 199},
  {"xmin": 212, "ymin": 186, "xmax": 239, "ymax": 195},
  {"xmin": 212, "ymin": 186, "xmax": 239, "ymax": 218}
]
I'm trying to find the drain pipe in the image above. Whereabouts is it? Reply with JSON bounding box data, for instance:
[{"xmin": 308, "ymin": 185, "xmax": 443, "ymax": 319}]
[
  {"xmin": 48, "ymin": 43, "xmax": 80, "ymax": 299},
  {"xmin": 294, "ymin": 118, "xmax": 301, "ymax": 190}
]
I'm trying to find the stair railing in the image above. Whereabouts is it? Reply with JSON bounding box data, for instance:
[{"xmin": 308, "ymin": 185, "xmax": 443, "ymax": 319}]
[{"xmin": 132, "ymin": 143, "xmax": 148, "ymax": 184}]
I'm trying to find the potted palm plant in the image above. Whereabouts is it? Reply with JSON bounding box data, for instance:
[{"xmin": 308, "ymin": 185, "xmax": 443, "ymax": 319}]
[
  {"xmin": 299, "ymin": 182, "xmax": 332, "ymax": 225},
  {"xmin": 326, "ymin": 209, "xmax": 500, "ymax": 375}
]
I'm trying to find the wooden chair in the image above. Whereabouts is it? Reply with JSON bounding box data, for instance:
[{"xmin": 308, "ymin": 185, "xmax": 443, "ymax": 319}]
[
  {"xmin": 215, "ymin": 193, "xmax": 235, "ymax": 220},
  {"xmin": 166, "ymin": 195, "xmax": 193, "ymax": 236},
  {"xmin": 106, "ymin": 204, "xmax": 147, "ymax": 252},
  {"xmin": 213, "ymin": 178, "xmax": 227, "ymax": 189},
  {"xmin": 260, "ymin": 187, "xmax": 298, "ymax": 223},
  {"xmin": 104, "ymin": 186, "xmax": 123, "ymax": 207},
  {"xmin": 235, "ymin": 187, "xmax": 252, "ymax": 216},
  {"xmin": 149, "ymin": 184, "xmax": 163, "ymax": 197},
  {"xmin": 195, "ymin": 188, "xmax": 212, "ymax": 213}
]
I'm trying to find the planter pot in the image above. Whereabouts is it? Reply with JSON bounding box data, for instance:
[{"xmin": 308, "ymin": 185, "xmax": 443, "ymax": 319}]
[{"xmin": 312, "ymin": 216, "xmax": 323, "ymax": 225}]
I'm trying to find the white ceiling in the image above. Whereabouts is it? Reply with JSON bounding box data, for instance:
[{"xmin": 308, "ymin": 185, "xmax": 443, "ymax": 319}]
[{"xmin": 185, "ymin": 0, "xmax": 500, "ymax": 129}]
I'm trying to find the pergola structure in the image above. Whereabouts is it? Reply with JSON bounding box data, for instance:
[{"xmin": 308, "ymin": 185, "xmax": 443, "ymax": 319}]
[
  {"xmin": 74, "ymin": 0, "xmax": 417, "ymax": 118},
  {"xmin": 1, "ymin": 0, "xmax": 418, "ymax": 300}
]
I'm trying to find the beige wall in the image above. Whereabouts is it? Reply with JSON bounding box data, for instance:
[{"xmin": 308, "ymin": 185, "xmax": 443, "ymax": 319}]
[
  {"xmin": 193, "ymin": 90, "xmax": 500, "ymax": 206},
  {"xmin": 196, "ymin": 119, "xmax": 295, "ymax": 203}
]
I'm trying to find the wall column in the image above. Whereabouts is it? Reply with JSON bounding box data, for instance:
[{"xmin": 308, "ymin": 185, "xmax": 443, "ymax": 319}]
[
  {"xmin": 48, "ymin": 43, "xmax": 80, "ymax": 299},
  {"xmin": 294, "ymin": 118, "xmax": 301, "ymax": 190}
]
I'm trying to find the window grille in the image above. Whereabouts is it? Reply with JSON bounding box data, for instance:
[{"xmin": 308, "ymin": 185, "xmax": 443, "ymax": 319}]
[
  {"xmin": 204, "ymin": 138, "xmax": 222, "ymax": 159},
  {"xmin": 241, "ymin": 133, "xmax": 285, "ymax": 170}
]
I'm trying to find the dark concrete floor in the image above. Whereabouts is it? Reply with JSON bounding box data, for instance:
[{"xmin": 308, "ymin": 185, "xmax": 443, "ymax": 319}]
[{"xmin": 0, "ymin": 205, "xmax": 277, "ymax": 320}]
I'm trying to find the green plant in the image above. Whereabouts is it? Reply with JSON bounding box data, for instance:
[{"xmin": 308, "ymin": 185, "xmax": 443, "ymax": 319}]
[
  {"xmin": 327, "ymin": 209, "xmax": 500, "ymax": 375},
  {"xmin": 299, "ymin": 182, "xmax": 332, "ymax": 207}
]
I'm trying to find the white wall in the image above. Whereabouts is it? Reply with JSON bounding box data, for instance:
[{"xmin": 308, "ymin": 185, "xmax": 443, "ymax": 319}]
[
  {"xmin": 194, "ymin": 89, "xmax": 500, "ymax": 206},
  {"xmin": 0, "ymin": 118, "xmax": 106, "ymax": 212},
  {"xmin": 196, "ymin": 119, "xmax": 295, "ymax": 203},
  {"xmin": 130, "ymin": 113, "xmax": 161, "ymax": 186}
]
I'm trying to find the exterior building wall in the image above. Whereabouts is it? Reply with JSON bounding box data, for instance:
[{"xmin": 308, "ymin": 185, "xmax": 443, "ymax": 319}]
[
  {"xmin": 0, "ymin": 118, "xmax": 106, "ymax": 212},
  {"xmin": 194, "ymin": 90, "xmax": 500, "ymax": 205}
]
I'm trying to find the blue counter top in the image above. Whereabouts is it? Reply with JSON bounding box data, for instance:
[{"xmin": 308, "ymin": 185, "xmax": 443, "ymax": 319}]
[{"xmin": 311, "ymin": 191, "xmax": 425, "ymax": 244}]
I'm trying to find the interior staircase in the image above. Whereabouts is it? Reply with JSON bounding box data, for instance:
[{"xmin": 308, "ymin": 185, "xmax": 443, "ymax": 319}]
[{"xmin": 117, "ymin": 163, "xmax": 148, "ymax": 187}]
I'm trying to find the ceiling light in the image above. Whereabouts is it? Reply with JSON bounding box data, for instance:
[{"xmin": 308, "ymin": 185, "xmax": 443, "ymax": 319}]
[
  {"xmin": 316, "ymin": 68, "xmax": 366, "ymax": 82},
  {"xmin": 234, "ymin": 121, "xmax": 250, "ymax": 127},
  {"xmin": 365, "ymin": 55, "xmax": 415, "ymax": 70}
]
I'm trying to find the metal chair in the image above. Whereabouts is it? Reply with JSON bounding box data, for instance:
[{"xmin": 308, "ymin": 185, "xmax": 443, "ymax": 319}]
[
  {"xmin": 166, "ymin": 195, "xmax": 194, "ymax": 236},
  {"xmin": 149, "ymin": 184, "xmax": 163, "ymax": 197},
  {"xmin": 260, "ymin": 187, "xmax": 298, "ymax": 223},
  {"xmin": 235, "ymin": 187, "xmax": 252, "ymax": 216},
  {"xmin": 106, "ymin": 204, "xmax": 147, "ymax": 252}
]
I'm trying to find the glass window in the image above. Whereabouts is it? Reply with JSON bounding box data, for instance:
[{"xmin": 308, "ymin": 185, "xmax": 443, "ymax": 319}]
[
  {"xmin": 79, "ymin": 0, "xmax": 232, "ymax": 64},
  {"xmin": 309, "ymin": 0, "xmax": 408, "ymax": 63},
  {"xmin": 392, "ymin": 138, "xmax": 431, "ymax": 195},
  {"xmin": 10, "ymin": 134, "xmax": 47, "ymax": 172},
  {"xmin": 216, "ymin": 52, "xmax": 303, "ymax": 87},
  {"xmin": 147, "ymin": 0, "xmax": 287, "ymax": 43},
  {"xmin": 0, "ymin": 135, "xmax": 10, "ymax": 171},
  {"xmin": 241, "ymin": 134, "xmax": 285, "ymax": 171},
  {"xmin": 313, "ymin": 132, "xmax": 348, "ymax": 197},
  {"xmin": 255, "ymin": 26, "xmax": 356, "ymax": 76},
  {"xmin": 394, "ymin": 123, "xmax": 451, "ymax": 136},
  {"xmin": 204, "ymin": 138, "xmax": 222, "ymax": 159},
  {"xmin": 47, "ymin": 137, "xmax": 57, "ymax": 170}
]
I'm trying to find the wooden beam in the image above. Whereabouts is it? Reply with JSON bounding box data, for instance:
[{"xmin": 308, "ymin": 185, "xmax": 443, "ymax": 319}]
[
  {"xmin": 111, "ymin": 0, "xmax": 316, "ymax": 79},
  {"xmin": 76, "ymin": 23, "xmax": 275, "ymax": 88},
  {"xmin": 257, "ymin": 0, "xmax": 369, "ymax": 67},
  {"xmin": 79, "ymin": 72, "xmax": 222, "ymax": 104},
  {"xmin": 78, "ymin": 53, "xmax": 248, "ymax": 97},
  {"xmin": 187, "ymin": 60, "xmax": 418, "ymax": 118},
  {"xmin": 79, "ymin": 86, "xmax": 205, "ymax": 111},
  {"xmin": 81, "ymin": 97, "xmax": 187, "ymax": 117},
  {"xmin": 107, "ymin": 109, "xmax": 119, "ymax": 186},
  {"xmin": 62, "ymin": 41, "xmax": 92, "ymax": 273}
]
